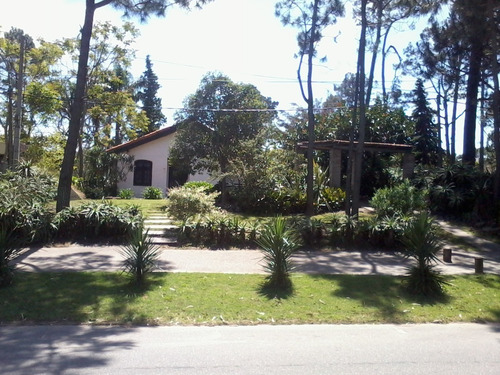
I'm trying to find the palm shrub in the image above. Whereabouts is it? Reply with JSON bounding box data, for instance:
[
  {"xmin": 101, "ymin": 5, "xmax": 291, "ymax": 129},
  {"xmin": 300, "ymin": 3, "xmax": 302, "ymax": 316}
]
[
  {"xmin": 329, "ymin": 213, "xmax": 359, "ymax": 246},
  {"xmin": 368, "ymin": 213, "xmax": 412, "ymax": 248},
  {"xmin": 291, "ymin": 216, "xmax": 325, "ymax": 247},
  {"xmin": 120, "ymin": 228, "xmax": 160, "ymax": 285},
  {"xmin": 401, "ymin": 212, "xmax": 446, "ymax": 296},
  {"xmin": 256, "ymin": 217, "xmax": 301, "ymax": 290}
]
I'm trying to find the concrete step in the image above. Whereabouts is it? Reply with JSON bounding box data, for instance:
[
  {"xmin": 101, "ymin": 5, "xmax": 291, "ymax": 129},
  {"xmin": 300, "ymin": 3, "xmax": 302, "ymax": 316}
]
[
  {"xmin": 144, "ymin": 224, "xmax": 178, "ymax": 231},
  {"xmin": 143, "ymin": 213, "xmax": 178, "ymax": 245},
  {"xmin": 147, "ymin": 215, "xmax": 171, "ymax": 219},
  {"xmin": 145, "ymin": 219, "xmax": 174, "ymax": 224}
]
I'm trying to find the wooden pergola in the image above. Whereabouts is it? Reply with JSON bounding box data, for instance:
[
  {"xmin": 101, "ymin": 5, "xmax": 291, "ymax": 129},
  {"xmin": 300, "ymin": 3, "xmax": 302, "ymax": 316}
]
[{"xmin": 297, "ymin": 139, "xmax": 414, "ymax": 188}]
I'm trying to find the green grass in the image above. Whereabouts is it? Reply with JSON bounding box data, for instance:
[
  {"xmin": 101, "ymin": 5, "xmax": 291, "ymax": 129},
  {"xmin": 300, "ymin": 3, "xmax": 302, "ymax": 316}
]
[{"xmin": 1, "ymin": 272, "xmax": 498, "ymax": 325}]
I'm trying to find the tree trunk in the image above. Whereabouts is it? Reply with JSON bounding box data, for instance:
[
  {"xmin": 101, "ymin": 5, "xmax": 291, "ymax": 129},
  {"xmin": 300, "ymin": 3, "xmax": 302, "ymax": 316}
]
[
  {"xmin": 351, "ymin": 0, "xmax": 368, "ymax": 217},
  {"xmin": 56, "ymin": 0, "xmax": 95, "ymax": 211},
  {"xmin": 443, "ymin": 85, "xmax": 450, "ymax": 160},
  {"xmin": 6, "ymin": 84, "xmax": 13, "ymax": 168},
  {"xmin": 479, "ymin": 80, "xmax": 486, "ymax": 171},
  {"xmin": 489, "ymin": 0, "xmax": 500, "ymax": 200},
  {"xmin": 13, "ymin": 36, "xmax": 24, "ymax": 166},
  {"xmin": 435, "ymin": 79, "xmax": 443, "ymax": 166},
  {"xmin": 462, "ymin": 40, "xmax": 483, "ymax": 165},
  {"xmin": 451, "ymin": 72, "xmax": 460, "ymax": 163},
  {"xmin": 365, "ymin": 0, "xmax": 382, "ymax": 107},
  {"xmin": 305, "ymin": 0, "xmax": 320, "ymax": 217}
]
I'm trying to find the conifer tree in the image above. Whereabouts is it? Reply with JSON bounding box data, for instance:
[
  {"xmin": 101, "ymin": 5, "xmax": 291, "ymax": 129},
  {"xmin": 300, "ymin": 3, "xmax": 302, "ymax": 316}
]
[
  {"xmin": 135, "ymin": 55, "xmax": 165, "ymax": 133},
  {"xmin": 412, "ymin": 79, "xmax": 441, "ymax": 165}
]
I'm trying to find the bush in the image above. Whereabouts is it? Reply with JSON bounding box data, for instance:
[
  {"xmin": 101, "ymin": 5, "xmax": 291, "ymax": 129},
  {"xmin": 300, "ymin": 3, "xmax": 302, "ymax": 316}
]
[
  {"xmin": 118, "ymin": 188, "xmax": 134, "ymax": 199},
  {"xmin": 142, "ymin": 187, "xmax": 163, "ymax": 199},
  {"xmin": 0, "ymin": 168, "xmax": 56, "ymax": 244},
  {"xmin": 257, "ymin": 217, "xmax": 301, "ymax": 291},
  {"xmin": 319, "ymin": 187, "xmax": 346, "ymax": 212},
  {"xmin": 370, "ymin": 180, "xmax": 427, "ymax": 218},
  {"xmin": 414, "ymin": 164, "xmax": 493, "ymax": 219},
  {"xmin": 165, "ymin": 186, "xmax": 219, "ymax": 222},
  {"xmin": 368, "ymin": 213, "xmax": 411, "ymax": 248},
  {"xmin": 182, "ymin": 181, "xmax": 214, "ymax": 192},
  {"xmin": 290, "ymin": 216, "xmax": 325, "ymax": 247},
  {"xmin": 52, "ymin": 201, "xmax": 143, "ymax": 243},
  {"xmin": 177, "ymin": 212, "xmax": 257, "ymax": 248},
  {"xmin": 328, "ymin": 213, "xmax": 360, "ymax": 246}
]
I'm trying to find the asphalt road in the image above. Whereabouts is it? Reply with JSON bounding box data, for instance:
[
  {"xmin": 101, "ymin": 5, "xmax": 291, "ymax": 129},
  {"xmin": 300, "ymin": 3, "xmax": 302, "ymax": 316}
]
[{"xmin": 1, "ymin": 324, "xmax": 499, "ymax": 375}]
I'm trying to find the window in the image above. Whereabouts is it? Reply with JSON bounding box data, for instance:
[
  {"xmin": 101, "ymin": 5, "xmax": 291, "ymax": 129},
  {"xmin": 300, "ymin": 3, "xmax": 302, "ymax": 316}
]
[{"xmin": 133, "ymin": 160, "xmax": 152, "ymax": 186}]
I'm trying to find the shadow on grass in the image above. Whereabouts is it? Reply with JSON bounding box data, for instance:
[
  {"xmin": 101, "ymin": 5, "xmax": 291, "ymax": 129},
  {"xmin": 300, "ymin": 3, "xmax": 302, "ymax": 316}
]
[
  {"xmin": 312, "ymin": 274, "xmax": 451, "ymax": 322},
  {"xmin": 467, "ymin": 275, "xmax": 500, "ymax": 327},
  {"xmin": 257, "ymin": 280, "xmax": 294, "ymax": 300},
  {"xmin": 0, "ymin": 271, "xmax": 162, "ymax": 325}
]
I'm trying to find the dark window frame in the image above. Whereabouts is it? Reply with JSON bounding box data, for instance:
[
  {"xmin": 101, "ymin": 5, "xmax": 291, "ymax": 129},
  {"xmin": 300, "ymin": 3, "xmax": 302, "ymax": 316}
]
[{"xmin": 133, "ymin": 159, "xmax": 152, "ymax": 186}]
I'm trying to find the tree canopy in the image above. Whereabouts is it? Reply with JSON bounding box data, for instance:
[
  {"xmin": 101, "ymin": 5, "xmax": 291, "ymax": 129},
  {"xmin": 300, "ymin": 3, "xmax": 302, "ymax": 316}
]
[{"xmin": 169, "ymin": 72, "xmax": 277, "ymax": 198}]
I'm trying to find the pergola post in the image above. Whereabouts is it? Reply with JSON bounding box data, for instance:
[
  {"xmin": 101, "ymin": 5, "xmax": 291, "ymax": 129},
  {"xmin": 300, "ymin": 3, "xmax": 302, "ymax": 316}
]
[
  {"xmin": 402, "ymin": 153, "xmax": 415, "ymax": 180},
  {"xmin": 329, "ymin": 148, "xmax": 342, "ymax": 188}
]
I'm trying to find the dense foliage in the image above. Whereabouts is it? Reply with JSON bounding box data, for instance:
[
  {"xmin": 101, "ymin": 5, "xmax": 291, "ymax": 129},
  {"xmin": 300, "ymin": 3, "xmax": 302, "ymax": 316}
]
[
  {"xmin": 165, "ymin": 185, "xmax": 219, "ymax": 222},
  {"xmin": 0, "ymin": 166, "xmax": 56, "ymax": 244},
  {"xmin": 413, "ymin": 164, "xmax": 494, "ymax": 220},
  {"xmin": 52, "ymin": 201, "xmax": 143, "ymax": 243}
]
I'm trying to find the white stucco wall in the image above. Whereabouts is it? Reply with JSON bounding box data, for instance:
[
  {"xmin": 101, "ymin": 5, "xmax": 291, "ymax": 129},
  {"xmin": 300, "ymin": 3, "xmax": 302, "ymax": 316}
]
[{"xmin": 116, "ymin": 132, "xmax": 213, "ymax": 198}]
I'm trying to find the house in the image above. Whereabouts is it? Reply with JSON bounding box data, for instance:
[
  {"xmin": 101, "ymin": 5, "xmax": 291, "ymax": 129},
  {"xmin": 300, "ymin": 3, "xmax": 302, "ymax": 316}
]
[
  {"xmin": 0, "ymin": 141, "xmax": 28, "ymax": 172},
  {"xmin": 107, "ymin": 125, "xmax": 211, "ymax": 197},
  {"xmin": 0, "ymin": 142, "xmax": 6, "ymax": 171}
]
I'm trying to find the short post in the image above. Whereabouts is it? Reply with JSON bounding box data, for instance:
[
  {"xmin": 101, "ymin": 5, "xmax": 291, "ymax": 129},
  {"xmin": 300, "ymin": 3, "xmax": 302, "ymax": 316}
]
[
  {"xmin": 443, "ymin": 248, "xmax": 452, "ymax": 263},
  {"xmin": 474, "ymin": 257, "xmax": 484, "ymax": 274}
]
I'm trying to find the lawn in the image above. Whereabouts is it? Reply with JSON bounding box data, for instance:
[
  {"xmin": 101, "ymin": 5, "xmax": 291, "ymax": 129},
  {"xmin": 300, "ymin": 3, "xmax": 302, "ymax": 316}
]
[{"xmin": 1, "ymin": 272, "xmax": 498, "ymax": 325}]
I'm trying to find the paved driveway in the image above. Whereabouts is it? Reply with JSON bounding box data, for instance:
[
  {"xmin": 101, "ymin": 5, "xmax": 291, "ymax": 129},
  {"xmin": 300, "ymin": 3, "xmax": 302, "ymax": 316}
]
[{"xmin": 13, "ymin": 245, "xmax": 500, "ymax": 275}]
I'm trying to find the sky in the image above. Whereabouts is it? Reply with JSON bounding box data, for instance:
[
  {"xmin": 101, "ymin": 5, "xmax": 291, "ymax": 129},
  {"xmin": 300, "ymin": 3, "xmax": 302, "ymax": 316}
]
[{"xmin": 0, "ymin": 0, "xmax": 428, "ymax": 128}]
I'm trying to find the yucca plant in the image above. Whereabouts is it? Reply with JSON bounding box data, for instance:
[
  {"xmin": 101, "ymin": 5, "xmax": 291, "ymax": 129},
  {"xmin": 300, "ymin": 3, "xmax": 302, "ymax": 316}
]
[
  {"xmin": 120, "ymin": 228, "xmax": 160, "ymax": 286},
  {"xmin": 401, "ymin": 212, "xmax": 447, "ymax": 296},
  {"xmin": 256, "ymin": 217, "xmax": 301, "ymax": 290}
]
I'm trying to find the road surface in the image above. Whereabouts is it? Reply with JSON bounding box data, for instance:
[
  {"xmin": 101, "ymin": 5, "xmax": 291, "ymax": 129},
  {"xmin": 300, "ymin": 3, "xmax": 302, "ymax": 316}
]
[{"xmin": 1, "ymin": 323, "xmax": 499, "ymax": 374}]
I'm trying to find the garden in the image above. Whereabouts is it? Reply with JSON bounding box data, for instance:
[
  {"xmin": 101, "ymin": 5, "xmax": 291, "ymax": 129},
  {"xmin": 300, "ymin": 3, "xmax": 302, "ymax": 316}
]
[{"xmin": 1, "ymin": 163, "xmax": 499, "ymax": 325}]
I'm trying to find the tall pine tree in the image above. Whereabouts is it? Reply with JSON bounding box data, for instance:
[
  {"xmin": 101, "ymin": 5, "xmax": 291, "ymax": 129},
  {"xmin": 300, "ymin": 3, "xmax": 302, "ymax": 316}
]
[
  {"xmin": 135, "ymin": 55, "xmax": 165, "ymax": 133},
  {"xmin": 412, "ymin": 79, "xmax": 441, "ymax": 166}
]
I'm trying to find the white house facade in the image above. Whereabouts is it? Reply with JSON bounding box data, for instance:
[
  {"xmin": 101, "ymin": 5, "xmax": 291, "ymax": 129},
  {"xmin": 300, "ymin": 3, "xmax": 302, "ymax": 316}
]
[{"xmin": 107, "ymin": 125, "xmax": 211, "ymax": 198}]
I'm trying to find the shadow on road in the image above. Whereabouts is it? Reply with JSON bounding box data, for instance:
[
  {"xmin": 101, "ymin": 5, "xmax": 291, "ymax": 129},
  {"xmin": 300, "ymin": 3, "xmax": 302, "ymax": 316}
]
[{"xmin": 0, "ymin": 325, "xmax": 138, "ymax": 375}]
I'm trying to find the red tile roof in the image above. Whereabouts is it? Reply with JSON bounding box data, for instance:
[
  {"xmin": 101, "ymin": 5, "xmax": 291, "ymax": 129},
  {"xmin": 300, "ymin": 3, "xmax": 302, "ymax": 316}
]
[{"xmin": 107, "ymin": 125, "xmax": 178, "ymax": 153}]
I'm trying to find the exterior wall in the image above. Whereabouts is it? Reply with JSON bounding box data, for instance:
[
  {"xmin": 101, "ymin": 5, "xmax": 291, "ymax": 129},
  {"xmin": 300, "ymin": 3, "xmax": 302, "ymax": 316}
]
[
  {"xmin": 117, "ymin": 134, "xmax": 173, "ymax": 197},
  {"xmin": 116, "ymin": 133, "xmax": 213, "ymax": 198}
]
